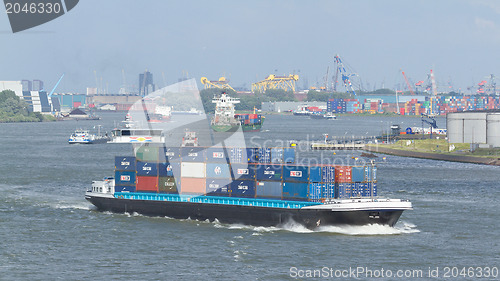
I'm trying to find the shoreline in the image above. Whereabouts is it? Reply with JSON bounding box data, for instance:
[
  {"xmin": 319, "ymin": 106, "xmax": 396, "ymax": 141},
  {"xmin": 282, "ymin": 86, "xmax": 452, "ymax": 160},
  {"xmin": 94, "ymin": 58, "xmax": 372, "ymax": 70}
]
[{"xmin": 364, "ymin": 144, "xmax": 500, "ymax": 166}]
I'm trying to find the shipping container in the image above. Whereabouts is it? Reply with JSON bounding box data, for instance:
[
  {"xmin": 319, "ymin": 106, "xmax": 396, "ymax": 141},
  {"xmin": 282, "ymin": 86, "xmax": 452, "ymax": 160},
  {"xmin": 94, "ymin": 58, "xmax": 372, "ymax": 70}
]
[
  {"xmin": 114, "ymin": 156, "xmax": 136, "ymax": 171},
  {"xmin": 158, "ymin": 161, "xmax": 181, "ymax": 177},
  {"xmin": 114, "ymin": 170, "xmax": 136, "ymax": 186},
  {"xmin": 324, "ymin": 183, "xmax": 335, "ymax": 198},
  {"xmin": 256, "ymin": 164, "xmax": 283, "ymax": 181},
  {"xmin": 180, "ymin": 177, "xmax": 206, "ymax": 194},
  {"xmin": 181, "ymin": 162, "xmax": 206, "ymax": 178},
  {"xmin": 362, "ymin": 182, "xmax": 377, "ymax": 197},
  {"xmin": 230, "ymin": 148, "xmax": 244, "ymax": 163},
  {"xmin": 282, "ymin": 182, "xmax": 308, "ymax": 199},
  {"xmin": 256, "ymin": 181, "xmax": 282, "ymax": 198},
  {"xmin": 181, "ymin": 147, "xmax": 206, "ymax": 162},
  {"xmin": 283, "ymin": 165, "xmax": 309, "ymax": 182},
  {"xmin": 270, "ymin": 148, "xmax": 284, "ymax": 163},
  {"xmin": 206, "ymin": 163, "xmax": 231, "ymax": 178},
  {"xmin": 364, "ymin": 166, "xmax": 377, "ymax": 181},
  {"xmin": 351, "ymin": 166, "xmax": 365, "ymax": 182},
  {"xmin": 230, "ymin": 180, "xmax": 255, "ymax": 198},
  {"xmin": 322, "ymin": 166, "xmax": 335, "ymax": 182},
  {"xmin": 206, "ymin": 178, "xmax": 231, "ymax": 196},
  {"xmin": 135, "ymin": 146, "xmax": 160, "ymax": 162},
  {"xmin": 283, "ymin": 148, "xmax": 295, "ymax": 163},
  {"xmin": 258, "ymin": 148, "xmax": 271, "ymax": 163},
  {"xmin": 246, "ymin": 148, "xmax": 260, "ymax": 163},
  {"xmin": 136, "ymin": 176, "xmax": 159, "ymax": 192},
  {"xmin": 335, "ymin": 166, "xmax": 352, "ymax": 182},
  {"xmin": 206, "ymin": 147, "xmax": 230, "ymax": 163},
  {"xmin": 309, "ymin": 166, "xmax": 322, "ymax": 182},
  {"xmin": 231, "ymin": 163, "xmax": 256, "ymax": 180},
  {"xmin": 337, "ymin": 183, "xmax": 353, "ymax": 198},
  {"xmin": 136, "ymin": 161, "xmax": 159, "ymax": 176},
  {"xmin": 159, "ymin": 147, "xmax": 181, "ymax": 162},
  {"xmin": 158, "ymin": 176, "xmax": 178, "ymax": 193},
  {"xmin": 308, "ymin": 183, "xmax": 323, "ymax": 200},
  {"xmin": 115, "ymin": 185, "xmax": 136, "ymax": 193}
]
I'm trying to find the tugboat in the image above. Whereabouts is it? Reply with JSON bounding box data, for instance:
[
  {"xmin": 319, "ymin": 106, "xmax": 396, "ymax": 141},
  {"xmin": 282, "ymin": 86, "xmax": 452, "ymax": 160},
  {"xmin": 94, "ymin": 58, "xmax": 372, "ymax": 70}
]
[{"xmin": 210, "ymin": 92, "xmax": 241, "ymax": 132}]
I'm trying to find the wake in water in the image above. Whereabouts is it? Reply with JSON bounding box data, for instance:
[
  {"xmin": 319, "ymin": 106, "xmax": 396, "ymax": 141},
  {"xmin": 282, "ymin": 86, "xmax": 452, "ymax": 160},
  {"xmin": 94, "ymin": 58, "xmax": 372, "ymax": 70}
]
[{"xmin": 211, "ymin": 219, "xmax": 420, "ymax": 236}]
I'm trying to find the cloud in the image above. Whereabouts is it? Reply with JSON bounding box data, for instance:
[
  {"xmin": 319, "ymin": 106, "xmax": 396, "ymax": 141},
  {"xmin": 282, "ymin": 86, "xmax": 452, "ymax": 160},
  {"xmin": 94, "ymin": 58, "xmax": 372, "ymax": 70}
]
[{"xmin": 475, "ymin": 17, "xmax": 495, "ymax": 29}]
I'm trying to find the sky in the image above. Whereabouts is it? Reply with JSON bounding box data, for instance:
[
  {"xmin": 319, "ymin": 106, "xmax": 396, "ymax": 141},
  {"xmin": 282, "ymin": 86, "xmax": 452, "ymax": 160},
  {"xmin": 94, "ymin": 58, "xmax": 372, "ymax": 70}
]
[{"xmin": 1, "ymin": 0, "xmax": 500, "ymax": 94}]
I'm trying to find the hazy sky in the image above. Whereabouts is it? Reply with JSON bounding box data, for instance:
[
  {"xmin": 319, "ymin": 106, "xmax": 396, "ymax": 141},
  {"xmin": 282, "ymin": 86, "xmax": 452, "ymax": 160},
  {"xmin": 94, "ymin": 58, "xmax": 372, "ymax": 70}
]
[{"xmin": 1, "ymin": 0, "xmax": 500, "ymax": 94}]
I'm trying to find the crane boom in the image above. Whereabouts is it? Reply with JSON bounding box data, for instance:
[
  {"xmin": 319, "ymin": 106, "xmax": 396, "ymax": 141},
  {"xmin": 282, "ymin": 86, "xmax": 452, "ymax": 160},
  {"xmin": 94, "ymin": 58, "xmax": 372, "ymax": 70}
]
[
  {"xmin": 401, "ymin": 71, "xmax": 415, "ymax": 95},
  {"xmin": 334, "ymin": 54, "xmax": 356, "ymax": 96},
  {"xmin": 48, "ymin": 74, "xmax": 65, "ymax": 97}
]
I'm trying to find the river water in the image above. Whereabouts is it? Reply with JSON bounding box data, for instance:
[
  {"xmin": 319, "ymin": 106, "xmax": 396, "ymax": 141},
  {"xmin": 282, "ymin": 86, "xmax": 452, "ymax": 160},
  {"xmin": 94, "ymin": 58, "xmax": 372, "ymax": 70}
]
[{"xmin": 0, "ymin": 113, "xmax": 498, "ymax": 280}]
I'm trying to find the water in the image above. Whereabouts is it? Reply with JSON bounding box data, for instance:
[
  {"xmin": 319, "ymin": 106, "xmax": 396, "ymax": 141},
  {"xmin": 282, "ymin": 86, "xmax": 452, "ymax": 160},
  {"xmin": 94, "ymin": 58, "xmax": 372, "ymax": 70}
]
[{"xmin": 1, "ymin": 113, "xmax": 499, "ymax": 280}]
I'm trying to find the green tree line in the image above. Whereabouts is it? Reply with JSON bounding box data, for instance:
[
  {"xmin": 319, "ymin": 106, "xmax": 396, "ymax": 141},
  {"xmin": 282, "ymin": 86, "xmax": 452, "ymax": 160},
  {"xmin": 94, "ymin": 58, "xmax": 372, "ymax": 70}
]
[{"xmin": 0, "ymin": 90, "xmax": 52, "ymax": 122}]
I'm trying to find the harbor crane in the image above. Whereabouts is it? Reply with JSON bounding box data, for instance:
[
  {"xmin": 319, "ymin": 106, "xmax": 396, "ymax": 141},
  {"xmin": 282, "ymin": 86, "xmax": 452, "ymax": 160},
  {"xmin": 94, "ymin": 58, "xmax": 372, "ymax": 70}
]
[
  {"xmin": 48, "ymin": 74, "xmax": 65, "ymax": 98},
  {"xmin": 251, "ymin": 74, "xmax": 299, "ymax": 92},
  {"xmin": 401, "ymin": 70, "xmax": 415, "ymax": 95},
  {"xmin": 201, "ymin": 77, "xmax": 235, "ymax": 91},
  {"xmin": 421, "ymin": 113, "xmax": 438, "ymax": 139},
  {"xmin": 333, "ymin": 54, "xmax": 357, "ymax": 96}
]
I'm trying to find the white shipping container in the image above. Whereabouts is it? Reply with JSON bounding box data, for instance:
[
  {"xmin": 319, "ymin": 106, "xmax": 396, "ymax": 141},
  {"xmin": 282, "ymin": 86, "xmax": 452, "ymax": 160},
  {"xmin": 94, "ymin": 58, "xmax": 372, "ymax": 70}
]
[{"xmin": 181, "ymin": 162, "xmax": 206, "ymax": 178}]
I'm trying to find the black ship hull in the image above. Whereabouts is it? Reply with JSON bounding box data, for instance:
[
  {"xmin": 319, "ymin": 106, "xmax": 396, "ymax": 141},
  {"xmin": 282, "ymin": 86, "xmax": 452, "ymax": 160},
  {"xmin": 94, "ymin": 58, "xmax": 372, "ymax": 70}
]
[{"xmin": 86, "ymin": 195, "xmax": 404, "ymax": 229}]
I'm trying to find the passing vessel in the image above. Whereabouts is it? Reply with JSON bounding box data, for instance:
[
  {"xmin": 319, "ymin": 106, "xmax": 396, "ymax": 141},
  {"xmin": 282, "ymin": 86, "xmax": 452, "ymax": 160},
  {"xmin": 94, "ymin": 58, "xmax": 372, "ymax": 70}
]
[
  {"xmin": 68, "ymin": 128, "xmax": 109, "ymax": 144},
  {"xmin": 310, "ymin": 112, "xmax": 337, "ymax": 120},
  {"xmin": 86, "ymin": 145, "xmax": 412, "ymax": 228},
  {"xmin": 210, "ymin": 93, "xmax": 241, "ymax": 132}
]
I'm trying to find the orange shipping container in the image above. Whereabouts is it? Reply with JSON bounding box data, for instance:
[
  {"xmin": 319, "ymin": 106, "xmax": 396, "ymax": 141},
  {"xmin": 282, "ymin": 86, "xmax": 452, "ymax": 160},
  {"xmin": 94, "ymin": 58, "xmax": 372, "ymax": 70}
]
[
  {"xmin": 180, "ymin": 177, "xmax": 206, "ymax": 194},
  {"xmin": 335, "ymin": 166, "xmax": 352, "ymax": 182}
]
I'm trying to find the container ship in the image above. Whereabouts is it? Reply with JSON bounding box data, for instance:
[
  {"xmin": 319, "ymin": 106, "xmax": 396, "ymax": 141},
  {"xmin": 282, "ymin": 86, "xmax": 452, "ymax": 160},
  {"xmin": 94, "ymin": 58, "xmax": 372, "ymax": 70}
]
[
  {"xmin": 235, "ymin": 113, "xmax": 265, "ymax": 132},
  {"xmin": 86, "ymin": 145, "xmax": 412, "ymax": 229},
  {"xmin": 210, "ymin": 93, "xmax": 265, "ymax": 132}
]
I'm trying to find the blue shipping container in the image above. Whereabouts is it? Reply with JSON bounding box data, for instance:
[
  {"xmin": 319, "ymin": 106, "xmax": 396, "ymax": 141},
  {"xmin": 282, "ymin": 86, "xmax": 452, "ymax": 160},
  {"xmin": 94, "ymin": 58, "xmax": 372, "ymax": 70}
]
[
  {"xmin": 245, "ymin": 148, "xmax": 259, "ymax": 163},
  {"xmin": 271, "ymin": 148, "xmax": 284, "ymax": 163},
  {"xmin": 337, "ymin": 183, "xmax": 353, "ymax": 199},
  {"xmin": 283, "ymin": 148, "xmax": 295, "ymax": 164},
  {"xmin": 230, "ymin": 148, "xmax": 243, "ymax": 163},
  {"xmin": 283, "ymin": 165, "xmax": 309, "ymax": 182},
  {"xmin": 206, "ymin": 147, "xmax": 229, "ymax": 163},
  {"xmin": 351, "ymin": 166, "xmax": 365, "ymax": 182},
  {"xmin": 258, "ymin": 148, "xmax": 271, "ymax": 163},
  {"xmin": 309, "ymin": 166, "xmax": 322, "ymax": 182},
  {"xmin": 364, "ymin": 166, "xmax": 377, "ymax": 181},
  {"xmin": 115, "ymin": 156, "xmax": 136, "ymax": 171},
  {"xmin": 231, "ymin": 180, "xmax": 255, "ymax": 198},
  {"xmin": 114, "ymin": 171, "xmax": 136, "ymax": 186},
  {"xmin": 231, "ymin": 163, "xmax": 256, "ymax": 180},
  {"xmin": 115, "ymin": 185, "xmax": 136, "ymax": 192},
  {"xmin": 181, "ymin": 147, "xmax": 206, "ymax": 162},
  {"xmin": 308, "ymin": 183, "xmax": 323, "ymax": 200},
  {"xmin": 256, "ymin": 181, "xmax": 282, "ymax": 198},
  {"xmin": 159, "ymin": 147, "xmax": 181, "ymax": 162},
  {"xmin": 322, "ymin": 166, "xmax": 336, "ymax": 182},
  {"xmin": 136, "ymin": 161, "xmax": 158, "ymax": 176},
  {"xmin": 324, "ymin": 183, "xmax": 335, "ymax": 199},
  {"xmin": 158, "ymin": 162, "xmax": 180, "ymax": 177},
  {"xmin": 256, "ymin": 164, "xmax": 283, "ymax": 181},
  {"xmin": 206, "ymin": 163, "xmax": 231, "ymax": 178},
  {"xmin": 206, "ymin": 179, "xmax": 231, "ymax": 196},
  {"xmin": 282, "ymin": 182, "xmax": 308, "ymax": 199},
  {"xmin": 362, "ymin": 182, "xmax": 377, "ymax": 197}
]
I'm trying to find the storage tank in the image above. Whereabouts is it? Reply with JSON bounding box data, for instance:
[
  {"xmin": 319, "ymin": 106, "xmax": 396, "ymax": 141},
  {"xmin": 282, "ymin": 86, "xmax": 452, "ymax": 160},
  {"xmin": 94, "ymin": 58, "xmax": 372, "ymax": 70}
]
[{"xmin": 486, "ymin": 113, "xmax": 500, "ymax": 147}]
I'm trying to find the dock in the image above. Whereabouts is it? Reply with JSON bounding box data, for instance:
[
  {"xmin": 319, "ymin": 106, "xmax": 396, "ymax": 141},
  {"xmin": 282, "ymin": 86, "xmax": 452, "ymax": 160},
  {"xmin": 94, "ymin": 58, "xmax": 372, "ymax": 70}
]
[{"xmin": 311, "ymin": 142, "xmax": 365, "ymax": 150}]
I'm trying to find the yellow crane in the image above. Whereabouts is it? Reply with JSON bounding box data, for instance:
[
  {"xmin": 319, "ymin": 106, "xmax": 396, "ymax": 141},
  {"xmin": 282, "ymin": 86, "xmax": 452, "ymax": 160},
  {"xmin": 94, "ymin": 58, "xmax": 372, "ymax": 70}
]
[
  {"xmin": 200, "ymin": 77, "xmax": 235, "ymax": 91},
  {"xmin": 251, "ymin": 74, "xmax": 299, "ymax": 93}
]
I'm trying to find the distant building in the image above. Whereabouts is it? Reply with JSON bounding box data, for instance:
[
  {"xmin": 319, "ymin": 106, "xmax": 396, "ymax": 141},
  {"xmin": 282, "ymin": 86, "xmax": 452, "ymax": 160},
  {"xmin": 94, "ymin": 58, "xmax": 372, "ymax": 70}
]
[
  {"xmin": 33, "ymin": 79, "xmax": 44, "ymax": 91},
  {"xmin": 22, "ymin": 80, "xmax": 32, "ymax": 91},
  {"xmin": 139, "ymin": 71, "xmax": 155, "ymax": 96}
]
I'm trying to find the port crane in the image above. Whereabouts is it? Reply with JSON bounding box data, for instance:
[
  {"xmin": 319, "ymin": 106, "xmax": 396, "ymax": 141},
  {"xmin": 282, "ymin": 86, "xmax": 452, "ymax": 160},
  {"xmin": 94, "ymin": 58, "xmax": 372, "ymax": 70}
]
[
  {"xmin": 251, "ymin": 74, "xmax": 299, "ymax": 92},
  {"xmin": 421, "ymin": 113, "xmax": 438, "ymax": 139},
  {"xmin": 333, "ymin": 54, "xmax": 357, "ymax": 96},
  {"xmin": 401, "ymin": 70, "xmax": 415, "ymax": 95},
  {"xmin": 201, "ymin": 77, "xmax": 235, "ymax": 91}
]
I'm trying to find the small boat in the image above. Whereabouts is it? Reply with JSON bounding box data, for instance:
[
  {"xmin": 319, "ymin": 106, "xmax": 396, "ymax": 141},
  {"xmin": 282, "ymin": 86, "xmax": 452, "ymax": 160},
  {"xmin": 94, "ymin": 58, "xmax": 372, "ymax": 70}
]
[
  {"xmin": 310, "ymin": 112, "xmax": 337, "ymax": 120},
  {"xmin": 68, "ymin": 127, "xmax": 109, "ymax": 144}
]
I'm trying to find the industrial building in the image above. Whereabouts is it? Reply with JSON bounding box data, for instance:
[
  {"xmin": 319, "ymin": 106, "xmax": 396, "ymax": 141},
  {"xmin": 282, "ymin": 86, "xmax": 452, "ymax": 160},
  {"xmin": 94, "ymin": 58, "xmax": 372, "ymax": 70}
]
[
  {"xmin": 261, "ymin": 101, "xmax": 326, "ymax": 112},
  {"xmin": 447, "ymin": 111, "xmax": 500, "ymax": 148},
  {"xmin": 139, "ymin": 71, "xmax": 155, "ymax": 96},
  {"xmin": 0, "ymin": 80, "xmax": 59, "ymax": 112}
]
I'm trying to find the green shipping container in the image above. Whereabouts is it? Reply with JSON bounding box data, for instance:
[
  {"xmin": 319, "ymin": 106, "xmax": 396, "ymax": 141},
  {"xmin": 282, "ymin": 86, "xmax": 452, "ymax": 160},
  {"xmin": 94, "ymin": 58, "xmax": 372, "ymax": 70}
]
[
  {"xmin": 136, "ymin": 146, "xmax": 160, "ymax": 162},
  {"xmin": 158, "ymin": 176, "xmax": 178, "ymax": 193}
]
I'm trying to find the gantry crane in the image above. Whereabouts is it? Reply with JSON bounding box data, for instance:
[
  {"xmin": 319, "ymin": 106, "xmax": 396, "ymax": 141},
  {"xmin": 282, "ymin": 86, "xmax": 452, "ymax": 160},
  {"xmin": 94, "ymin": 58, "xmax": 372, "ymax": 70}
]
[
  {"xmin": 333, "ymin": 54, "xmax": 357, "ymax": 95},
  {"xmin": 251, "ymin": 74, "xmax": 299, "ymax": 92},
  {"xmin": 200, "ymin": 77, "xmax": 235, "ymax": 91}
]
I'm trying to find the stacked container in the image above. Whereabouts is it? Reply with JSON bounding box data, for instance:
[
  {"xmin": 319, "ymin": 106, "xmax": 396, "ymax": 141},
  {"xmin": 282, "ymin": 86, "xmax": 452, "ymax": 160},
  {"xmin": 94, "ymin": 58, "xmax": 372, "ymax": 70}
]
[
  {"xmin": 205, "ymin": 147, "xmax": 232, "ymax": 197},
  {"xmin": 114, "ymin": 156, "xmax": 136, "ymax": 192}
]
